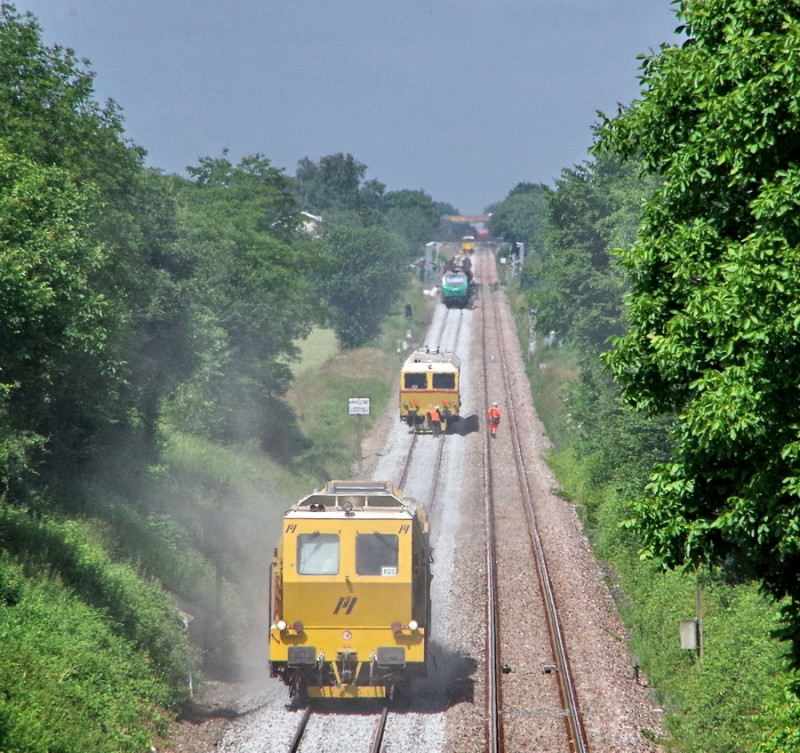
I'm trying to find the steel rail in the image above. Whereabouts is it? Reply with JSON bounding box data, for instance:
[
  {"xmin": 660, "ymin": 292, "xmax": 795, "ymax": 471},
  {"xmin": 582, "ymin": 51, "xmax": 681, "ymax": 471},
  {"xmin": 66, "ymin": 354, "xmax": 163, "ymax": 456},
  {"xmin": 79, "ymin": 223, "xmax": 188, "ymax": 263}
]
[
  {"xmin": 368, "ymin": 705, "xmax": 390, "ymax": 753},
  {"xmin": 488, "ymin": 289, "xmax": 590, "ymax": 753},
  {"xmin": 479, "ymin": 284, "xmax": 503, "ymax": 753},
  {"xmin": 396, "ymin": 431, "xmax": 418, "ymax": 491},
  {"xmin": 286, "ymin": 706, "xmax": 312, "ymax": 753}
]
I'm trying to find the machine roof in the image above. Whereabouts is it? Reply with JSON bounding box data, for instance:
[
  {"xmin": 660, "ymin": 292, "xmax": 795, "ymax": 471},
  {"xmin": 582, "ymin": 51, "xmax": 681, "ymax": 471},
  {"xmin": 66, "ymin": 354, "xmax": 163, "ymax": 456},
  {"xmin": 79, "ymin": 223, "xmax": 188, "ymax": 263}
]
[
  {"xmin": 403, "ymin": 348, "xmax": 461, "ymax": 369},
  {"xmin": 285, "ymin": 480, "xmax": 417, "ymax": 518}
]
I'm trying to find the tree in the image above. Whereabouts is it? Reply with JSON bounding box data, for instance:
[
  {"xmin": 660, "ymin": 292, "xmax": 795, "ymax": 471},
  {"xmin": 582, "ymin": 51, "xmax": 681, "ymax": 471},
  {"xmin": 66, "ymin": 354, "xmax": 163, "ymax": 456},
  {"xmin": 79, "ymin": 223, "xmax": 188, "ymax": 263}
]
[
  {"xmin": 533, "ymin": 157, "xmax": 657, "ymax": 349},
  {"xmin": 379, "ymin": 189, "xmax": 441, "ymax": 252},
  {"xmin": 0, "ymin": 4, "xmax": 196, "ymax": 476},
  {"xmin": 168, "ymin": 154, "xmax": 320, "ymax": 455},
  {"xmin": 0, "ymin": 4, "xmax": 140, "ymax": 173},
  {"xmin": 293, "ymin": 153, "xmax": 385, "ymax": 218},
  {"xmin": 596, "ymin": 0, "xmax": 800, "ymax": 666},
  {"xmin": 516, "ymin": 154, "xmax": 672, "ymax": 500},
  {"xmin": 317, "ymin": 226, "xmax": 408, "ymax": 348},
  {"xmin": 487, "ymin": 182, "xmax": 551, "ymax": 255},
  {"xmin": 0, "ymin": 146, "xmax": 114, "ymax": 486}
]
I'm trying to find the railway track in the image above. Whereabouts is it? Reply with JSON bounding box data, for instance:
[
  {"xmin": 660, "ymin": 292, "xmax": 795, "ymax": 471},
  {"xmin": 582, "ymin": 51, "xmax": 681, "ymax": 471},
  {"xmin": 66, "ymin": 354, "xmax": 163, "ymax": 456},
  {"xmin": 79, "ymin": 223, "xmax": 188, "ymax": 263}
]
[
  {"xmin": 396, "ymin": 303, "xmax": 465, "ymax": 505},
  {"xmin": 396, "ymin": 423, "xmax": 446, "ymax": 513},
  {"xmin": 205, "ymin": 248, "xmax": 659, "ymax": 753},
  {"xmin": 479, "ymin": 281, "xmax": 590, "ymax": 753},
  {"xmin": 287, "ymin": 705, "xmax": 389, "ymax": 753}
]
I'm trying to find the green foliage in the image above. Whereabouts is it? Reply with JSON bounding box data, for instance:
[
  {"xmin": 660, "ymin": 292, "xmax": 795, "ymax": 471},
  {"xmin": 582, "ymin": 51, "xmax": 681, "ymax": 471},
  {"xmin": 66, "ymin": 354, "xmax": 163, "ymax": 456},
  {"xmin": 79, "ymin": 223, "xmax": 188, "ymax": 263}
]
[
  {"xmin": 0, "ymin": 583, "xmax": 165, "ymax": 753},
  {"xmin": 0, "ymin": 520, "xmax": 186, "ymax": 752},
  {"xmin": 534, "ymin": 155, "xmax": 658, "ymax": 349},
  {"xmin": 0, "ymin": 145, "xmax": 121, "ymax": 480},
  {"xmin": 596, "ymin": 0, "xmax": 800, "ymax": 670},
  {"xmin": 379, "ymin": 189, "xmax": 442, "ymax": 251},
  {"xmin": 0, "ymin": 4, "xmax": 195, "ymax": 477},
  {"xmin": 0, "ymin": 4, "xmax": 140, "ymax": 176},
  {"xmin": 564, "ymin": 355, "xmax": 674, "ymax": 492},
  {"xmin": 487, "ymin": 182, "xmax": 551, "ymax": 255},
  {"xmin": 293, "ymin": 152, "xmax": 385, "ymax": 219},
  {"xmin": 166, "ymin": 154, "xmax": 320, "ymax": 455},
  {"xmin": 628, "ymin": 573, "xmax": 787, "ymax": 753},
  {"xmin": 101, "ymin": 167, "xmax": 199, "ymax": 459},
  {"xmin": 317, "ymin": 226, "xmax": 409, "ymax": 348},
  {"xmin": 292, "ymin": 154, "xmax": 449, "ymax": 258},
  {"xmin": 0, "ymin": 505, "xmax": 192, "ymax": 689},
  {"xmin": 757, "ymin": 687, "xmax": 800, "ymax": 752}
]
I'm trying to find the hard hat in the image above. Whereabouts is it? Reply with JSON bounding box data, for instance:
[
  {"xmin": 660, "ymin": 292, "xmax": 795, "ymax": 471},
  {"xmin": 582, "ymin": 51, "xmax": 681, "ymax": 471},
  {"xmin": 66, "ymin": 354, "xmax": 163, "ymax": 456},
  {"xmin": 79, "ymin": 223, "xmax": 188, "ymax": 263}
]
[
  {"xmin": 435, "ymin": 405, "xmax": 440, "ymax": 410},
  {"xmin": 492, "ymin": 401, "xmax": 498, "ymax": 406}
]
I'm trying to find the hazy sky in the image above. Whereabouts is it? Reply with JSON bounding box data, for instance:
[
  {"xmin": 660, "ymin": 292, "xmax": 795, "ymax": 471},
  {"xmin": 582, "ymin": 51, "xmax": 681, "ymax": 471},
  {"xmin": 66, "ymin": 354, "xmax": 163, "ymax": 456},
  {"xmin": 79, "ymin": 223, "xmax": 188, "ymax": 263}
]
[{"xmin": 16, "ymin": 1, "xmax": 680, "ymax": 215}]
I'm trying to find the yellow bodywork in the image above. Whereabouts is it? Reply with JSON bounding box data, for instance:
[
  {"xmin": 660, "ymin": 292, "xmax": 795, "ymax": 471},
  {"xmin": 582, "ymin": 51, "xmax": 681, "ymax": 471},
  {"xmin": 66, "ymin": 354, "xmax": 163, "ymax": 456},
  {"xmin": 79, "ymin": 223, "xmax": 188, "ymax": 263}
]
[
  {"xmin": 399, "ymin": 348, "xmax": 461, "ymax": 430},
  {"xmin": 269, "ymin": 481, "xmax": 431, "ymax": 700}
]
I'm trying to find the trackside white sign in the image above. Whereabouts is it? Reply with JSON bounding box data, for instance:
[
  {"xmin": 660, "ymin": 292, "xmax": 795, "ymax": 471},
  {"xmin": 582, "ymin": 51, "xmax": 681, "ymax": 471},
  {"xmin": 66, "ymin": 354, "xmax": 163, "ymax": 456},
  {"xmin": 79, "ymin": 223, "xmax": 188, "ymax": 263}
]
[{"xmin": 348, "ymin": 397, "xmax": 370, "ymax": 416}]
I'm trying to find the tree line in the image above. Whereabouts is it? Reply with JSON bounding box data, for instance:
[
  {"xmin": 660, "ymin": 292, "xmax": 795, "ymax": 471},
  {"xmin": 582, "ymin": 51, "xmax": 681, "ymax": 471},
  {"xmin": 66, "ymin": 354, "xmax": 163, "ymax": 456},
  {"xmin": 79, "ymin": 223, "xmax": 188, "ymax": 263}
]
[{"xmin": 0, "ymin": 4, "xmax": 460, "ymax": 499}]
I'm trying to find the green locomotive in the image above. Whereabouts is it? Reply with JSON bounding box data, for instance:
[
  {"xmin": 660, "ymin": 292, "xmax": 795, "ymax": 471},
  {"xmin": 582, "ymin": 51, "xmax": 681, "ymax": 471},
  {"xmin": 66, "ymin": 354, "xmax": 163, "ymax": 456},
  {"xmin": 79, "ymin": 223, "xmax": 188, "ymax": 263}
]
[{"xmin": 440, "ymin": 254, "xmax": 474, "ymax": 308}]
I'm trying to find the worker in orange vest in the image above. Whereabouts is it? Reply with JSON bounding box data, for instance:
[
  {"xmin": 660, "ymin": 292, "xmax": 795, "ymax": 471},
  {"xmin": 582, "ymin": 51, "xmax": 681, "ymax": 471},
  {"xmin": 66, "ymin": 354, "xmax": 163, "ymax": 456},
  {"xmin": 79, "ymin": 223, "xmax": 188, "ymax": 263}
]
[
  {"xmin": 428, "ymin": 405, "xmax": 442, "ymax": 436},
  {"xmin": 487, "ymin": 401, "xmax": 501, "ymax": 438}
]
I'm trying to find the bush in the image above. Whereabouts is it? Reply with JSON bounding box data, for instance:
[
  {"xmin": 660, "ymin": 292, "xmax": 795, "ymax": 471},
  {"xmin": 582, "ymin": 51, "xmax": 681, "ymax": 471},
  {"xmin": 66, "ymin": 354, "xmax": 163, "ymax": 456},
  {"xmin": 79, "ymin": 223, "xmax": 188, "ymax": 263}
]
[
  {"xmin": 0, "ymin": 504, "xmax": 193, "ymax": 693},
  {"xmin": 0, "ymin": 555, "xmax": 172, "ymax": 752}
]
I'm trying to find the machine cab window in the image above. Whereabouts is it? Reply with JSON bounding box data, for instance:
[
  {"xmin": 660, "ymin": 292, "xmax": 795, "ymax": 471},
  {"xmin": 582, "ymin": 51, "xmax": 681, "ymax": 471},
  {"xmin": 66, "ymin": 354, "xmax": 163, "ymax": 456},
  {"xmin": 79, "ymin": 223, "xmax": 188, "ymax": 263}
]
[
  {"xmin": 432, "ymin": 372, "xmax": 455, "ymax": 389},
  {"xmin": 356, "ymin": 532, "xmax": 398, "ymax": 576},
  {"xmin": 403, "ymin": 373, "xmax": 427, "ymax": 389},
  {"xmin": 297, "ymin": 533, "xmax": 339, "ymax": 575}
]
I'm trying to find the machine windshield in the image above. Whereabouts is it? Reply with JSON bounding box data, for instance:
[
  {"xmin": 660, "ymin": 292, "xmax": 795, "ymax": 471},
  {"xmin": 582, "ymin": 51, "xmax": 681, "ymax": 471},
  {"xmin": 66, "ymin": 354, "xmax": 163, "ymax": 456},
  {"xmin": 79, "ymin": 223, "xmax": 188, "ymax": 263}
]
[
  {"xmin": 356, "ymin": 532, "xmax": 398, "ymax": 576},
  {"xmin": 403, "ymin": 373, "xmax": 427, "ymax": 389},
  {"xmin": 432, "ymin": 373, "xmax": 456, "ymax": 389},
  {"xmin": 297, "ymin": 533, "xmax": 339, "ymax": 575}
]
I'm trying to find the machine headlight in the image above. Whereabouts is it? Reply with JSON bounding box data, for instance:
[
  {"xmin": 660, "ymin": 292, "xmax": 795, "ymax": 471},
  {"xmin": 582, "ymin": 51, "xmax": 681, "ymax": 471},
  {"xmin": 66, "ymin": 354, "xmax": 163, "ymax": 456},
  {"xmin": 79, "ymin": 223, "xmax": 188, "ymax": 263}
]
[
  {"xmin": 276, "ymin": 619, "xmax": 287, "ymax": 631},
  {"xmin": 408, "ymin": 619, "xmax": 419, "ymax": 631}
]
